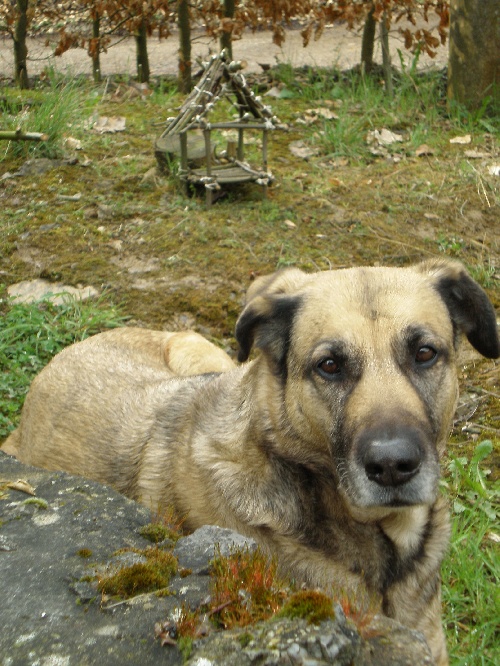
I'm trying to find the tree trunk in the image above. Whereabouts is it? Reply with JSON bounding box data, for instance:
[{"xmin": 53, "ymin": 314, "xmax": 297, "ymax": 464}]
[
  {"xmin": 91, "ymin": 11, "xmax": 101, "ymax": 83},
  {"xmin": 135, "ymin": 17, "xmax": 150, "ymax": 83},
  {"xmin": 178, "ymin": 0, "xmax": 191, "ymax": 93},
  {"xmin": 448, "ymin": 0, "xmax": 500, "ymax": 111},
  {"xmin": 361, "ymin": 4, "xmax": 376, "ymax": 74},
  {"xmin": 220, "ymin": 0, "xmax": 235, "ymax": 61},
  {"xmin": 380, "ymin": 10, "xmax": 393, "ymax": 97},
  {"xmin": 14, "ymin": 0, "xmax": 29, "ymax": 89}
]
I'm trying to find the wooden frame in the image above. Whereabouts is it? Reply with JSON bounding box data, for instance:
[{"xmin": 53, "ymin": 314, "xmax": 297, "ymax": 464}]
[{"xmin": 155, "ymin": 52, "xmax": 278, "ymax": 206}]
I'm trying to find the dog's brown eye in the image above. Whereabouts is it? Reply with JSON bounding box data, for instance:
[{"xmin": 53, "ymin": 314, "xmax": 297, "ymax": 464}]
[
  {"xmin": 415, "ymin": 346, "xmax": 437, "ymax": 365},
  {"xmin": 318, "ymin": 358, "xmax": 341, "ymax": 376}
]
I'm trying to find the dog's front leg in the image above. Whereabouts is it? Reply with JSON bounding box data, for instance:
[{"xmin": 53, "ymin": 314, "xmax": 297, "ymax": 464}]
[{"xmin": 384, "ymin": 575, "xmax": 448, "ymax": 666}]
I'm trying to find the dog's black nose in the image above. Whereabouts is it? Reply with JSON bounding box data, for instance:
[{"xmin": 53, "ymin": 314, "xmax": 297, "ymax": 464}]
[{"xmin": 362, "ymin": 435, "xmax": 422, "ymax": 487}]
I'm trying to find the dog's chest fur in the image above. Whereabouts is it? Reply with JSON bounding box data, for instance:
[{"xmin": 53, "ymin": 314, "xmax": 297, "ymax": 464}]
[{"xmin": 254, "ymin": 452, "xmax": 441, "ymax": 593}]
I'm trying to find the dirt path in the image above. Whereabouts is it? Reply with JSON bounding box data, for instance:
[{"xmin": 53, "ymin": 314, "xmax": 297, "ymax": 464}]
[{"xmin": 0, "ymin": 22, "xmax": 447, "ymax": 80}]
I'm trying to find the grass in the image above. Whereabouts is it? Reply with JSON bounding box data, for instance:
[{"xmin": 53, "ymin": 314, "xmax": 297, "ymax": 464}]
[
  {"xmin": 0, "ymin": 71, "xmax": 91, "ymax": 160},
  {"xmin": 442, "ymin": 441, "xmax": 500, "ymax": 666},
  {"xmin": 0, "ymin": 295, "xmax": 125, "ymax": 439},
  {"xmin": 0, "ymin": 60, "xmax": 498, "ymax": 664}
]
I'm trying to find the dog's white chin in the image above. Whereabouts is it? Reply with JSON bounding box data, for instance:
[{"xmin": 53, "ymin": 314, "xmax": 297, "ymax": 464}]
[
  {"xmin": 344, "ymin": 503, "xmax": 433, "ymax": 556},
  {"xmin": 339, "ymin": 482, "xmax": 438, "ymax": 523},
  {"xmin": 344, "ymin": 500, "xmax": 427, "ymax": 523}
]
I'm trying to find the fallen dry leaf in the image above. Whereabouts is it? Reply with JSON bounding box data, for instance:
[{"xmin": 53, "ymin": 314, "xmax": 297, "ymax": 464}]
[
  {"xmin": 64, "ymin": 137, "xmax": 82, "ymax": 150},
  {"xmin": 288, "ymin": 140, "xmax": 320, "ymax": 160},
  {"xmin": 464, "ymin": 150, "xmax": 490, "ymax": 159},
  {"xmin": 304, "ymin": 107, "xmax": 339, "ymax": 121},
  {"xmin": 284, "ymin": 219, "xmax": 297, "ymax": 229},
  {"xmin": 93, "ymin": 116, "xmax": 126, "ymax": 134},
  {"xmin": 449, "ymin": 134, "xmax": 471, "ymax": 144},
  {"xmin": 367, "ymin": 129, "xmax": 404, "ymax": 146},
  {"xmin": 264, "ymin": 86, "xmax": 282, "ymax": 98},
  {"xmin": 415, "ymin": 144, "xmax": 434, "ymax": 157},
  {"xmin": 321, "ymin": 157, "xmax": 349, "ymax": 168},
  {"xmin": 6, "ymin": 479, "xmax": 36, "ymax": 496},
  {"xmin": 57, "ymin": 192, "xmax": 82, "ymax": 202},
  {"xmin": 329, "ymin": 177, "xmax": 346, "ymax": 187}
]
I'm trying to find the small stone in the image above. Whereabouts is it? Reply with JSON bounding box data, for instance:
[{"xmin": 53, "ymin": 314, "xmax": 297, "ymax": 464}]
[{"xmin": 0, "ymin": 535, "xmax": 18, "ymax": 551}]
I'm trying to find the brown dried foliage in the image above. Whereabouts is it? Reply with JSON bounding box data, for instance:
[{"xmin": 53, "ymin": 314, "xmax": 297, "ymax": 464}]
[{"xmin": 0, "ymin": 1, "xmax": 450, "ymax": 70}]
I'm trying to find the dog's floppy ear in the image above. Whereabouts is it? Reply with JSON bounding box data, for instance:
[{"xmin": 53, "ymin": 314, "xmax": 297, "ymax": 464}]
[
  {"xmin": 244, "ymin": 268, "xmax": 308, "ymax": 305},
  {"xmin": 416, "ymin": 259, "xmax": 499, "ymax": 359},
  {"xmin": 235, "ymin": 269, "xmax": 308, "ymax": 367}
]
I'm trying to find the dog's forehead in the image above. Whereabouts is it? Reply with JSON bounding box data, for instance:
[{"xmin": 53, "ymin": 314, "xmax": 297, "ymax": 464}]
[{"xmin": 293, "ymin": 267, "xmax": 453, "ymax": 341}]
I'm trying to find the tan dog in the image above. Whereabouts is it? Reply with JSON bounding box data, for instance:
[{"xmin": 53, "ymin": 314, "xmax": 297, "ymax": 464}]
[{"xmin": 3, "ymin": 259, "xmax": 499, "ymax": 666}]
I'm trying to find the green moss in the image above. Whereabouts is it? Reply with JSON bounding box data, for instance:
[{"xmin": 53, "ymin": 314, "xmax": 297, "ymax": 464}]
[
  {"xmin": 278, "ymin": 590, "xmax": 334, "ymax": 624},
  {"xmin": 98, "ymin": 548, "xmax": 177, "ymax": 598},
  {"xmin": 22, "ymin": 498, "xmax": 48, "ymax": 510},
  {"xmin": 210, "ymin": 547, "xmax": 287, "ymax": 628},
  {"xmin": 238, "ymin": 632, "xmax": 253, "ymax": 648},
  {"xmin": 99, "ymin": 562, "xmax": 165, "ymax": 597},
  {"xmin": 139, "ymin": 522, "xmax": 177, "ymax": 544},
  {"xmin": 177, "ymin": 636, "xmax": 193, "ymax": 662}
]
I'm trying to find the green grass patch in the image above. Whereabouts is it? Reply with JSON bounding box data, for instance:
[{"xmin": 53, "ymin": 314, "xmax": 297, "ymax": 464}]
[
  {"xmin": 442, "ymin": 441, "xmax": 500, "ymax": 666},
  {"xmin": 0, "ymin": 295, "xmax": 125, "ymax": 440},
  {"xmin": 0, "ymin": 73, "xmax": 93, "ymax": 160}
]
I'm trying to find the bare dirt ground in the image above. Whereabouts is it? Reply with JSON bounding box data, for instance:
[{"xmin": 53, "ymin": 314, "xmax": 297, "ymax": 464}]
[{"xmin": 0, "ymin": 22, "xmax": 448, "ymax": 80}]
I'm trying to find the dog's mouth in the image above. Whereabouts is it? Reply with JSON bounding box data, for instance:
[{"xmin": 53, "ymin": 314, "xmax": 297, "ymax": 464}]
[
  {"xmin": 341, "ymin": 469, "xmax": 440, "ymax": 510},
  {"xmin": 342, "ymin": 471, "xmax": 440, "ymax": 510}
]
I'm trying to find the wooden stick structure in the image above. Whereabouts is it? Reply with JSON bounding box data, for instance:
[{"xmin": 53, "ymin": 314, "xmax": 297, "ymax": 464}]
[
  {"xmin": 0, "ymin": 129, "xmax": 48, "ymax": 141},
  {"xmin": 155, "ymin": 51, "xmax": 280, "ymax": 206}
]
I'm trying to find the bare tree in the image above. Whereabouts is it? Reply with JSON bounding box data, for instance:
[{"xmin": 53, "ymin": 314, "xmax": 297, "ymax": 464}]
[
  {"xmin": 448, "ymin": 0, "xmax": 500, "ymax": 111},
  {"xmin": 14, "ymin": 0, "xmax": 30, "ymax": 87},
  {"xmin": 220, "ymin": 0, "xmax": 235, "ymax": 60},
  {"xmin": 178, "ymin": 0, "xmax": 191, "ymax": 93},
  {"xmin": 361, "ymin": 4, "xmax": 377, "ymax": 74}
]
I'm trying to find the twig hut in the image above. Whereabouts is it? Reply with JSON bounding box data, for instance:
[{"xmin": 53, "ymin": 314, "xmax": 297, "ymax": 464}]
[{"xmin": 155, "ymin": 51, "xmax": 279, "ymax": 206}]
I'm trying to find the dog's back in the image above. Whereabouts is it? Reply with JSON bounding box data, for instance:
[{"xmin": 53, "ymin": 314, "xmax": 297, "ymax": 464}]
[{"xmin": 2, "ymin": 328, "xmax": 235, "ymax": 472}]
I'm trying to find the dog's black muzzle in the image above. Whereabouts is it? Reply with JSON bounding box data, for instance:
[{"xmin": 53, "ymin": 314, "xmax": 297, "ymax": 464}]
[{"xmin": 347, "ymin": 423, "xmax": 439, "ymax": 508}]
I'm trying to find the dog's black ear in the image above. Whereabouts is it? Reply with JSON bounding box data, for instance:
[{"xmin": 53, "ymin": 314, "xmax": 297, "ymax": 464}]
[
  {"xmin": 236, "ymin": 268, "xmax": 308, "ymax": 367},
  {"xmin": 417, "ymin": 259, "xmax": 499, "ymax": 359},
  {"xmin": 235, "ymin": 294, "xmax": 302, "ymax": 373}
]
